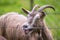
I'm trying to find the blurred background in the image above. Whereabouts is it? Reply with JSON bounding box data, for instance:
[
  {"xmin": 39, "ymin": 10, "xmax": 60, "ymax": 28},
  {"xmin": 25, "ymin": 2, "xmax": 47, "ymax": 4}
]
[{"xmin": 0, "ymin": 0, "xmax": 60, "ymax": 40}]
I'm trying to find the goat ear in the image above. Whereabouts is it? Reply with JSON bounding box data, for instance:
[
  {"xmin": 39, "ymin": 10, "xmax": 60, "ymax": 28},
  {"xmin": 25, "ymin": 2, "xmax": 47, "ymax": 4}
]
[{"xmin": 22, "ymin": 8, "xmax": 30, "ymax": 14}]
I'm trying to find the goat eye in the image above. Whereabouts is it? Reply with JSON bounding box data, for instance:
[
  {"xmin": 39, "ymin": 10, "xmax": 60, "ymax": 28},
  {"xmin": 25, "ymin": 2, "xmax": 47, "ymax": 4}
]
[{"xmin": 23, "ymin": 25, "xmax": 28, "ymax": 28}]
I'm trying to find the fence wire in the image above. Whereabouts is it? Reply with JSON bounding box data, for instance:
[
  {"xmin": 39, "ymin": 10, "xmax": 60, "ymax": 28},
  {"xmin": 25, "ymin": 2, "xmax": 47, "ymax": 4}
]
[{"xmin": 48, "ymin": 27, "xmax": 60, "ymax": 29}]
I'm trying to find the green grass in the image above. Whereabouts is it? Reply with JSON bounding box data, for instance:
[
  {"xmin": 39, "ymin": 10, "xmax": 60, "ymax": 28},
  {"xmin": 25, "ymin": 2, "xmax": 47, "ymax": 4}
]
[{"xmin": 0, "ymin": 0, "xmax": 60, "ymax": 40}]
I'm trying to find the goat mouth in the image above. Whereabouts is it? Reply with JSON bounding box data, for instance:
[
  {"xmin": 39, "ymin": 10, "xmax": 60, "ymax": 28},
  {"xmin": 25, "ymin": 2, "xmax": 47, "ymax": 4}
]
[
  {"xmin": 23, "ymin": 27, "xmax": 43, "ymax": 34},
  {"xmin": 23, "ymin": 27, "xmax": 33, "ymax": 34}
]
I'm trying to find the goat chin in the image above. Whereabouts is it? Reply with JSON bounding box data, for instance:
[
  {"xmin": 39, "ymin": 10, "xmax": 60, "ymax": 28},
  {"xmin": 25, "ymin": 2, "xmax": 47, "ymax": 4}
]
[
  {"xmin": 0, "ymin": 12, "xmax": 27, "ymax": 40},
  {"xmin": 0, "ymin": 36, "xmax": 7, "ymax": 40}
]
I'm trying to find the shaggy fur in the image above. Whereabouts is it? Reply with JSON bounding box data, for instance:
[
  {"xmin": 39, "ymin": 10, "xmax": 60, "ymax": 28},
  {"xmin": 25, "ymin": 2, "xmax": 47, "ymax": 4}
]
[
  {"xmin": 0, "ymin": 12, "xmax": 27, "ymax": 40},
  {"xmin": 0, "ymin": 36, "xmax": 7, "ymax": 40}
]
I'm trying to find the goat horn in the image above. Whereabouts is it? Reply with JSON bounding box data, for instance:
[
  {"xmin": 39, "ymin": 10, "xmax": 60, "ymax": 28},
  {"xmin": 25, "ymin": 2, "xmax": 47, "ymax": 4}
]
[
  {"xmin": 22, "ymin": 8, "xmax": 30, "ymax": 14},
  {"xmin": 32, "ymin": 4, "xmax": 40, "ymax": 13},
  {"xmin": 37, "ymin": 5, "xmax": 55, "ymax": 12}
]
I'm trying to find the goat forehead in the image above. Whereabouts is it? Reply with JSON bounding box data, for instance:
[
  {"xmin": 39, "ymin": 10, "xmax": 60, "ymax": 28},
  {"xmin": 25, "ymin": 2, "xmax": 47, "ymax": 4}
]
[{"xmin": 35, "ymin": 13, "xmax": 40, "ymax": 17}]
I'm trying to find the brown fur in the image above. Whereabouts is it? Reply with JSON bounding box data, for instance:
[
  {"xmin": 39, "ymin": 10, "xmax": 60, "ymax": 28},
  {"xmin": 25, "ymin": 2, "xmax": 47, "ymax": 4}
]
[
  {"xmin": 0, "ymin": 12, "xmax": 27, "ymax": 40},
  {"xmin": 0, "ymin": 36, "xmax": 7, "ymax": 40}
]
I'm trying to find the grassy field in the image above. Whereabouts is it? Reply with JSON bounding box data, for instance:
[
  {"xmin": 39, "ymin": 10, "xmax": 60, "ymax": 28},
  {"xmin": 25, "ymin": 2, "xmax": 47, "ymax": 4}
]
[{"xmin": 0, "ymin": 0, "xmax": 60, "ymax": 40}]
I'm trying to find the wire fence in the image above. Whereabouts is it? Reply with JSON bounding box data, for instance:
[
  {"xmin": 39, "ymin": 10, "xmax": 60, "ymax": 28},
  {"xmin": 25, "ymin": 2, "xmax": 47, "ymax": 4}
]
[{"xmin": 48, "ymin": 27, "xmax": 60, "ymax": 29}]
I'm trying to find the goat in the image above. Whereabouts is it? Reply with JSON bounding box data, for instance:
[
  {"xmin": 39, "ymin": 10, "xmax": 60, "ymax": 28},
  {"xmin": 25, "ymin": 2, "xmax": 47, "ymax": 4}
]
[
  {"xmin": 0, "ymin": 35, "xmax": 7, "ymax": 40},
  {"xmin": 0, "ymin": 5, "xmax": 55, "ymax": 40},
  {"xmin": 0, "ymin": 12, "xmax": 27, "ymax": 40},
  {"xmin": 22, "ymin": 4, "xmax": 55, "ymax": 40}
]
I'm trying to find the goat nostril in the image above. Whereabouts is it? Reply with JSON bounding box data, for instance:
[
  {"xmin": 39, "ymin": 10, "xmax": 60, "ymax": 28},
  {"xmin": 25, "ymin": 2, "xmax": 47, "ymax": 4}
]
[{"xmin": 23, "ymin": 25, "xmax": 28, "ymax": 28}]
